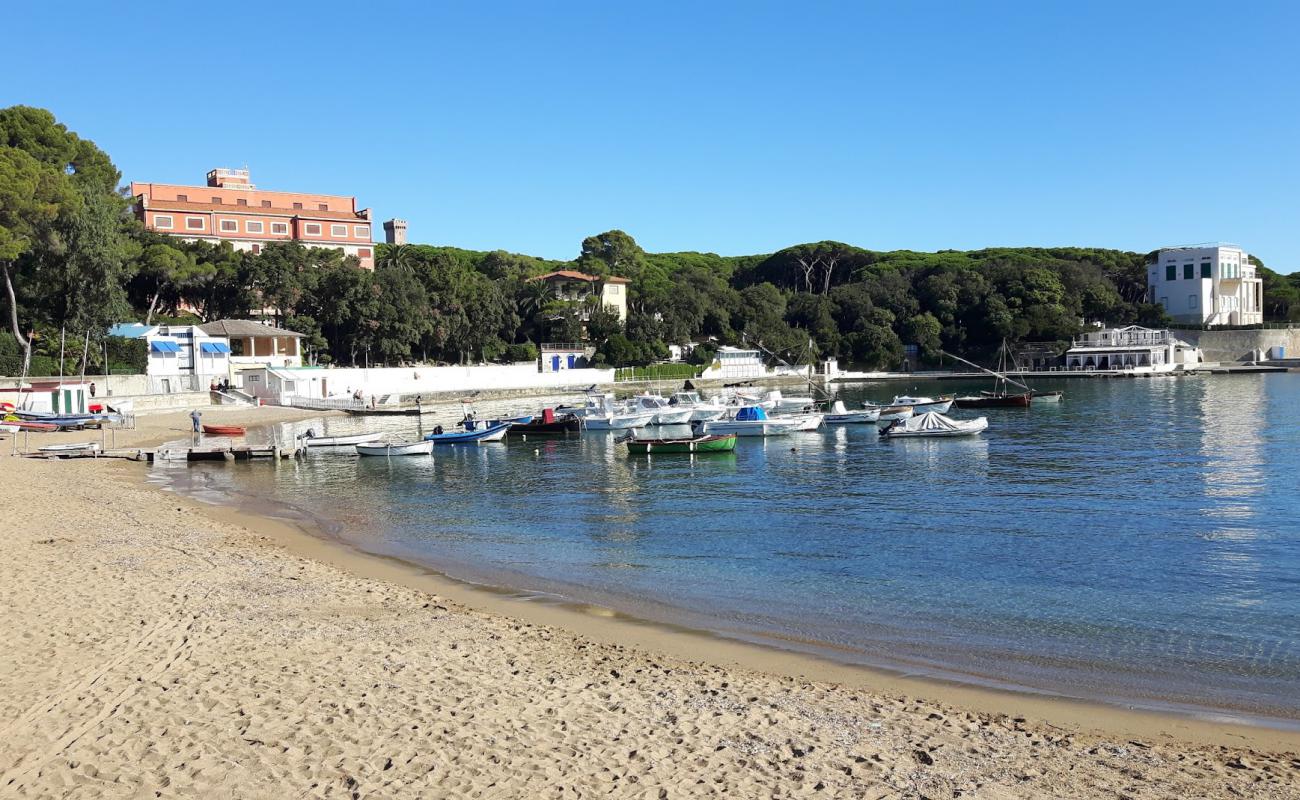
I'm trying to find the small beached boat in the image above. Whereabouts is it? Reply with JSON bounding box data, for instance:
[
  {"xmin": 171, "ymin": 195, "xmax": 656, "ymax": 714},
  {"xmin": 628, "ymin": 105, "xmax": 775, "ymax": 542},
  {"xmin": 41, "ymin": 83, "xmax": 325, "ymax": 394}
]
[
  {"xmin": 301, "ymin": 431, "xmax": 385, "ymax": 447},
  {"xmin": 355, "ymin": 440, "xmax": 434, "ymax": 456},
  {"xmin": 880, "ymin": 411, "xmax": 988, "ymax": 438},
  {"xmin": 424, "ymin": 421, "xmax": 510, "ymax": 444},
  {"xmin": 202, "ymin": 424, "xmax": 247, "ymax": 436},
  {"xmin": 37, "ymin": 441, "xmax": 102, "ymax": 454},
  {"xmin": 825, "ymin": 400, "xmax": 881, "ymax": 424},
  {"xmin": 625, "ymin": 433, "xmax": 737, "ymax": 454},
  {"xmin": 3, "ymin": 419, "xmax": 60, "ymax": 432}
]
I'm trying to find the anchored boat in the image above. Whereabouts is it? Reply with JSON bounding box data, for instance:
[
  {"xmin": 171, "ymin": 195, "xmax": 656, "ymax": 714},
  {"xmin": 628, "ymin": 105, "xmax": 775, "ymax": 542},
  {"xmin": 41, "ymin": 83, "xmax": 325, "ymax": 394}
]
[
  {"xmin": 625, "ymin": 433, "xmax": 737, "ymax": 454},
  {"xmin": 355, "ymin": 440, "xmax": 434, "ymax": 456},
  {"xmin": 881, "ymin": 411, "xmax": 988, "ymax": 438}
]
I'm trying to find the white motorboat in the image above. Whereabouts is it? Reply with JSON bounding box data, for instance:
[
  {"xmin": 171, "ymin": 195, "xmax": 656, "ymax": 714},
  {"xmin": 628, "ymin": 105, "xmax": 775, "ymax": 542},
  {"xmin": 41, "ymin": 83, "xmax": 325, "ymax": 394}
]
[
  {"xmin": 691, "ymin": 406, "xmax": 803, "ymax": 437},
  {"xmin": 583, "ymin": 411, "xmax": 657, "ymax": 430},
  {"xmin": 631, "ymin": 394, "xmax": 694, "ymax": 425},
  {"xmin": 301, "ymin": 430, "xmax": 385, "ymax": 447},
  {"xmin": 887, "ymin": 395, "xmax": 954, "ymax": 414},
  {"xmin": 824, "ymin": 400, "xmax": 881, "ymax": 424},
  {"xmin": 668, "ymin": 391, "xmax": 728, "ymax": 422},
  {"xmin": 880, "ymin": 411, "xmax": 988, "ymax": 438},
  {"xmin": 771, "ymin": 412, "xmax": 824, "ymax": 431},
  {"xmin": 355, "ymin": 440, "xmax": 434, "ymax": 456},
  {"xmin": 766, "ymin": 389, "xmax": 818, "ymax": 413},
  {"xmin": 1031, "ymin": 390, "xmax": 1063, "ymax": 403},
  {"xmin": 874, "ymin": 405, "xmax": 914, "ymax": 424}
]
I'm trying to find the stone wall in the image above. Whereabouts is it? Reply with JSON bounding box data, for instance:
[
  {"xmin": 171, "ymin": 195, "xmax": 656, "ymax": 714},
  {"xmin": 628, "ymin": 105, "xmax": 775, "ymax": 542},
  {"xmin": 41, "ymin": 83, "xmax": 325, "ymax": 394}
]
[{"xmin": 1178, "ymin": 327, "xmax": 1300, "ymax": 363}]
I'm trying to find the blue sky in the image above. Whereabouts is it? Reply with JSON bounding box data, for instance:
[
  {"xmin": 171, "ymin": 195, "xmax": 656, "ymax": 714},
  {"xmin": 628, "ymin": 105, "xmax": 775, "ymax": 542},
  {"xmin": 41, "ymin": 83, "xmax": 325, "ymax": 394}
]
[{"xmin": 5, "ymin": 1, "xmax": 1299, "ymax": 267}]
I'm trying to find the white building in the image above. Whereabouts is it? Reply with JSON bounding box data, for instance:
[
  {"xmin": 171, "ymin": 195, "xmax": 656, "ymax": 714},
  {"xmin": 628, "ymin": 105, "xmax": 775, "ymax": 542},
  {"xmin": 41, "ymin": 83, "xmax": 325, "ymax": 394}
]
[
  {"xmin": 107, "ymin": 323, "xmax": 232, "ymax": 391},
  {"xmin": 1147, "ymin": 243, "xmax": 1264, "ymax": 325},
  {"xmin": 1063, "ymin": 326, "xmax": 1201, "ymax": 372},
  {"xmin": 198, "ymin": 320, "xmax": 304, "ymax": 369},
  {"xmin": 710, "ymin": 346, "xmax": 764, "ymax": 379}
]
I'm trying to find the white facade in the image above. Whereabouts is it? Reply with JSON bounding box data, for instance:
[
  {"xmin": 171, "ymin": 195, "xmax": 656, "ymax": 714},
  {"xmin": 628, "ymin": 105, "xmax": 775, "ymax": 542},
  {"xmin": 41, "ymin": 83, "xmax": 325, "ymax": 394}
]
[
  {"xmin": 1063, "ymin": 326, "xmax": 1201, "ymax": 372},
  {"xmin": 108, "ymin": 323, "xmax": 232, "ymax": 389},
  {"xmin": 710, "ymin": 346, "xmax": 764, "ymax": 379},
  {"xmin": 1147, "ymin": 244, "xmax": 1264, "ymax": 325}
]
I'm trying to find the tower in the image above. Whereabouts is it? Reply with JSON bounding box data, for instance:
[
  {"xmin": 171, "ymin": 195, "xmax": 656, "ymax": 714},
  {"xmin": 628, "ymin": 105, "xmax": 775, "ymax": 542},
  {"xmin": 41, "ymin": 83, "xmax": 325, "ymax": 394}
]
[{"xmin": 384, "ymin": 218, "xmax": 408, "ymax": 245}]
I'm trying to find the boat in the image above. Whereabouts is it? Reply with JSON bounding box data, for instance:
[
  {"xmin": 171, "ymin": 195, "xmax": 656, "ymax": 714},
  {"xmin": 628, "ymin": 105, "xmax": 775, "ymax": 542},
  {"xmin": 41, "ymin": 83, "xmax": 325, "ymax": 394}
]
[
  {"xmin": 765, "ymin": 390, "xmax": 818, "ymax": 413},
  {"xmin": 506, "ymin": 408, "xmax": 581, "ymax": 434},
  {"xmin": 692, "ymin": 406, "xmax": 803, "ymax": 437},
  {"xmin": 355, "ymin": 440, "xmax": 434, "ymax": 456},
  {"xmin": 874, "ymin": 405, "xmax": 914, "ymax": 423},
  {"xmin": 202, "ymin": 424, "xmax": 247, "ymax": 436},
  {"xmin": 625, "ymin": 433, "xmax": 737, "ymax": 454},
  {"xmin": 0, "ymin": 423, "xmax": 18, "ymax": 434},
  {"xmin": 2, "ymin": 419, "xmax": 59, "ymax": 432},
  {"xmin": 1031, "ymin": 390, "xmax": 1064, "ymax": 403},
  {"xmin": 573, "ymin": 394, "xmax": 655, "ymax": 429},
  {"xmin": 424, "ymin": 421, "xmax": 510, "ymax": 444},
  {"xmin": 668, "ymin": 391, "xmax": 728, "ymax": 422},
  {"xmin": 888, "ymin": 394, "xmax": 954, "ymax": 414},
  {"xmin": 953, "ymin": 392, "xmax": 1031, "ymax": 408},
  {"xmin": 880, "ymin": 411, "xmax": 988, "ymax": 438},
  {"xmin": 772, "ymin": 412, "xmax": 824, "ymax": 431},
  {"xmin": 631, "ymin": 394, "xmax": 694, "ymax": 425},
  {"xmin": 37, "ymin": 442, "xmax": 102, "ymax": 454},
  {"xmin": 342, "ymin": 407, "xmax": 423, "ymax": 417},
  {"xmin": 824, "ymin": 400, "xmax": 881, "ymax": 424},
  {"xmin": 300, "ymin": 430, "xmax": 385, "ymax": 447}
]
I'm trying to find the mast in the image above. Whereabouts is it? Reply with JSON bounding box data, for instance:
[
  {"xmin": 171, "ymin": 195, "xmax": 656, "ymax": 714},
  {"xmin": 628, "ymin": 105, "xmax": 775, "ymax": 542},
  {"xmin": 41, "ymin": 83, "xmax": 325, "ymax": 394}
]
[
  {"xmin": 939, "ymin": 349, "xmax": 1032, "ymax": 392},
  {"xmin": 742, "ymin": 335, "xmax": 830, "ymax": 400}
]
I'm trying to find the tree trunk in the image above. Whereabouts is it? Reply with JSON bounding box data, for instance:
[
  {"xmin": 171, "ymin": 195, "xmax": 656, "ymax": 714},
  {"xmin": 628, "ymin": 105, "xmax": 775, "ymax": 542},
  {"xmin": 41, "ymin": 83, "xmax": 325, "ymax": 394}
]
[
  {"xmin": 2, "ymin": 262, "xmax": 32, "ymax": 374},
  {"xmin": 145, "ymin": 291, "xmax": 161, "ymax": 325}
]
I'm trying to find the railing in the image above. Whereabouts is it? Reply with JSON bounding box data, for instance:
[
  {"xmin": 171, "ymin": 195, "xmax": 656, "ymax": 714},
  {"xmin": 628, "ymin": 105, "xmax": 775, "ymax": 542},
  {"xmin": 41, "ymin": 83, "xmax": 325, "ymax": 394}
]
[
  {"xmin": 541, "ymin": 342, "xmax": 585, "ymax": 352},
  {"xmin": 284, "ymin": 396, "xmax": 365, "ymax": 411}
]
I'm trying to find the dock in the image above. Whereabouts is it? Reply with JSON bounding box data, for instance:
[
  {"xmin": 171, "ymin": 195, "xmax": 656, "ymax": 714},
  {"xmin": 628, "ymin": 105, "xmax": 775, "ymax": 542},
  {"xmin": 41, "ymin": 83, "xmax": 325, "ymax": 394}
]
[{"xmin": 149, "ymin": 439, "xmax": 304, "ymax": 463}]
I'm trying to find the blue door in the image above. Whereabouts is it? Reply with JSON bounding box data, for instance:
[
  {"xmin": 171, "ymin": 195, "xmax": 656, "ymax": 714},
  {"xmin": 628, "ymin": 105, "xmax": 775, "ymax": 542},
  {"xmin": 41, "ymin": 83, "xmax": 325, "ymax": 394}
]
[
  {"xmin": 567, "ymin": 354, "xmax": 576, "ymax": 369},
  {"xmin": 551, "ymin": 355, "xmax": 561, "ymax": 372}
]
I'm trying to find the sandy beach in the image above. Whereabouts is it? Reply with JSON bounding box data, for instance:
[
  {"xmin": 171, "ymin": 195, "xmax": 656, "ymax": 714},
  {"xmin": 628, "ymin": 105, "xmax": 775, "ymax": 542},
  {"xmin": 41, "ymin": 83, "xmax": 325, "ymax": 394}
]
[{"xmin": 2, "ymin": 409, "xmax": 1299, "ymax": 798}]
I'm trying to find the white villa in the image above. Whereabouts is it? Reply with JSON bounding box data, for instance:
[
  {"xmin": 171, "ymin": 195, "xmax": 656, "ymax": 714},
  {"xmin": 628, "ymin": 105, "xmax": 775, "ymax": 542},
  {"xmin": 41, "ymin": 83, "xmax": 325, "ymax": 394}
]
[
  {"xmin": 1063, "ymin": 326, "xmax": 1202, "ymax": 372},
  {"xmin": 529, "ymin": 270, "xmax": 629, "ymax": 322},
  {"xmin": 199, "ymin": 319, "xmax": 304, "ymax": 369},
  {"xmin": 710, "ymin": 346, "xmax": 765, "ymax": 379},
  {"xmin": 1147, "ymin": 243, "xmax": 1264, "ymax": 326},
  {"xmin": 107, "ymin": 322, "xmax": 232, "ymax": 391}
]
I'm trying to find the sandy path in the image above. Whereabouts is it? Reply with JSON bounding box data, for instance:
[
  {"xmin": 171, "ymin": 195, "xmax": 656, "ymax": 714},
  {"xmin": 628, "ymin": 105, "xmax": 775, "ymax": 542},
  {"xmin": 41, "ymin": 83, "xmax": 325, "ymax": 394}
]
[{"xmin": 1, "ymin": 423, "xmax": 1298, "ymax": 797}]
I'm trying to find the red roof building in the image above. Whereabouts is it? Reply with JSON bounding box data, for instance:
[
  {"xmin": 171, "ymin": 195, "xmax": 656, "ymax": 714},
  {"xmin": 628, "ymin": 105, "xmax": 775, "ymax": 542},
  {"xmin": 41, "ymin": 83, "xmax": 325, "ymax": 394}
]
[{"xmin": 130, "ymin": 168, "xmax": 376, "ymax": 269}]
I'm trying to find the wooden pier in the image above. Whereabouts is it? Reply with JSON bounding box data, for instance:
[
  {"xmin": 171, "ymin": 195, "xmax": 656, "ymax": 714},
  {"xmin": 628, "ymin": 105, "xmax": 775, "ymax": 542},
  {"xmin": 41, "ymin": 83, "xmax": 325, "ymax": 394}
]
[{"xmin": 149, "ymin": 439, "xmax": 304, "ymax": 463}]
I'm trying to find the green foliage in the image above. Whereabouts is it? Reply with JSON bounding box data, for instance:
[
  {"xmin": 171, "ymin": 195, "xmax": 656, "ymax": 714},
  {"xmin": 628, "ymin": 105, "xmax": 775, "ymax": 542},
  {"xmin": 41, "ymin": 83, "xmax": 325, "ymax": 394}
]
[
  {"xmin": 503, "ymin": 341, "xmax": 538, "ymax": 363},
  {"xmin": 614, "ymin": 363, "xmax": 703, "ymax": 381}
]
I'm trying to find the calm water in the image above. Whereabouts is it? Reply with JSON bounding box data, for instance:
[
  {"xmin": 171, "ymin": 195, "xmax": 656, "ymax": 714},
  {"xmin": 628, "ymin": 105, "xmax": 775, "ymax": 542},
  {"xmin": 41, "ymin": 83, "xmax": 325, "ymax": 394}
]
[{"xmin": 155, "ymin": 375, "xmax": 1300, "ymax": 725}]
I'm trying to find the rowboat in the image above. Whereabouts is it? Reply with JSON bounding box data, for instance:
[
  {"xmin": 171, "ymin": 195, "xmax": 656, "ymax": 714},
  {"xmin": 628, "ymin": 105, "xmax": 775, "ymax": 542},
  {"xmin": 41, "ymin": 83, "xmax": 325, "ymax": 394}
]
[
  {"xmin": 424, "ymin": 422, "xmax": 510, "ymax": 444},
  {"xmin": 881, "ymin": 411, "xmax": 988, "ymax": 438},
  {"xmin": 202, "ymin": 424, "xmax": 247, "ymax": 436},
  {"xmin": 507, "ymin": 409, "xmax": 581, "ymax": 434},
  {"xmin": 825, "ymin": 400, "xmax": 880, "ymax": 424},
  {"xmin": 2, "ymin": 419, "xmax": 59, "ymax": 432},
  {"xmin": 1031, "ymin": 390, "xmax": 1063, "ymax": 403},
  {"xmin": 301, "ymin": 431, "xmax": 385, "ymax": 447},
  {"xmin": 625, "ymin": 433, "xmax": 737, "ymax": 454},
  {"xmin": 953, "ymin": 392, "xmax": 1031, "ymax": 408},
  {"xmin": 37, "ymin": 442, "xmax": 102, "ymax": 454},
  {"xmin": 355, "ymin": 440, "xmax": 434, "ymax": 456},
  {"xmin": 692, "ymin": 406, "xmax": 802, "ymax": 437}
]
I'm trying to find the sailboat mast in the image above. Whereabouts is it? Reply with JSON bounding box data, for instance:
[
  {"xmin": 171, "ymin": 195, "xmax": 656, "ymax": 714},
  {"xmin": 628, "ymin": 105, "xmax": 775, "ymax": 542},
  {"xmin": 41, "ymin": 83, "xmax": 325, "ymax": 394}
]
[{"xmin": 939, "ymin": 349, "xmax": 1032, "ymax": 392}]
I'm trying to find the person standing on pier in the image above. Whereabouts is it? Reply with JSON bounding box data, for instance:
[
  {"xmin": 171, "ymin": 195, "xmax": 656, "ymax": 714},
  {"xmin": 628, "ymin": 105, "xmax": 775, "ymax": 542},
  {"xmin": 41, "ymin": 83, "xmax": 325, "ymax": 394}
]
[{"xmin": 190, "ymin": 409, "xmax": 202, "ymax": 441}]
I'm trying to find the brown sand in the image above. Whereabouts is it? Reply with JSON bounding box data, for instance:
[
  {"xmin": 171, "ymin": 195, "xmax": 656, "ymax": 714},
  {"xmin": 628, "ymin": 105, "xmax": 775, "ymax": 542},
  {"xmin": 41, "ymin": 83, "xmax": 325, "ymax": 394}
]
[{"xmin": 2, "ymin": 410, "xmax": 1299, "ymax": 798}]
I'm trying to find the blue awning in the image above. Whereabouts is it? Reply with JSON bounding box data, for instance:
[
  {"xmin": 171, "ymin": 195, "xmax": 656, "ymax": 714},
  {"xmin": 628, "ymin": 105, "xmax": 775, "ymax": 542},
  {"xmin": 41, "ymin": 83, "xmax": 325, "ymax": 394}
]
[
  {"xmin": 150, "ymin": 341, "xmax": 181, "ymax": 353},
  {"xmin": 200, "ymin": 342, "xmax": 231, "ymax": 354}
]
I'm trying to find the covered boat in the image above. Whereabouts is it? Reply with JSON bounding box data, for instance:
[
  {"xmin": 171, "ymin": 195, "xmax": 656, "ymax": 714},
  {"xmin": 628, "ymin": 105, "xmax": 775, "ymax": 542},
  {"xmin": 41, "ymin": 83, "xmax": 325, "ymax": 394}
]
[
  {"xmin": 424, "ymin": 421, "xmax": 510, "ymax": 444},
  {"xmin": 355, "ymin": 440, "xmax": 434, "ymax": 456},
  {"xmin": 881, "ymin": 411, "xmax": 988, "ymax": 438},
  {"xmin": 202, "ymin": 424, "xmax": 247, "ymax": 436},
  {"xmin": 825, "ymin": 400, "xmax": 880, "ymax": 424},
  {"xmin": 625, "ymin": 433, "xmax": 737, "ymax": 454}
]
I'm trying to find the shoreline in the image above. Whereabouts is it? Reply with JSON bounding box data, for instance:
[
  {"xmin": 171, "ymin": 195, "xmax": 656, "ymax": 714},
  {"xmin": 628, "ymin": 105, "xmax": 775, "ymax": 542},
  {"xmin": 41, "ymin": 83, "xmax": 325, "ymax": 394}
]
[{"xmin": 4, "ymin": 408, "xmax": 1299, "ymax": 797}]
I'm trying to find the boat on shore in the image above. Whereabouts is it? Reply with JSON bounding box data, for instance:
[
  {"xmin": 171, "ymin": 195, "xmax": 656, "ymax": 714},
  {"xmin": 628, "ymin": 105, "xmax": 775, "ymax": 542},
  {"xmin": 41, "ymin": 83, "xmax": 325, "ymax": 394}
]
[
  {"xmin": 625, "ymin": 433, "xmax": 737, "ymax": 455},
  {"xmin": 824, "ymin": 400, "xmax": 880, "ymax": 424},
  {"xmin": 355, "ymin": 440, "xmax": 434, "ymax": 456},
  {"xmin": 424, "ymin": 421, "xmax": 510, "ymax": 444},
  {"xmin": 881, "ymin": 411, "xmax": 988, "ymax": 438},
  {"xmin": 37, "ymin": 441, "xmax": 102, "ymax": 454},
  {"xmin": 301, "ymin": 431, "xmax": 385, "ymax": 447},
  {"xmin": 202, "ymin": 424, "xmax": 247, "ymax": 436},
  {"xmin": 2, "ymin": 419, "xmax": 58, "ymax": 432}
]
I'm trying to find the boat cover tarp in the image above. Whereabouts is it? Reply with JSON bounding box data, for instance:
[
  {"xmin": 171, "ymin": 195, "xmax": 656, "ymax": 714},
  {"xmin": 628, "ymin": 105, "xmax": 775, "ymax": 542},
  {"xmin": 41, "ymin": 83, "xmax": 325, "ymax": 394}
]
[
  {"xmin": 903, "ymin": 412, "xmax": 965, "ymax": 432},
  {"xmin": 735, "ymin": 406, "xmax": 768, "ymax": 421}
]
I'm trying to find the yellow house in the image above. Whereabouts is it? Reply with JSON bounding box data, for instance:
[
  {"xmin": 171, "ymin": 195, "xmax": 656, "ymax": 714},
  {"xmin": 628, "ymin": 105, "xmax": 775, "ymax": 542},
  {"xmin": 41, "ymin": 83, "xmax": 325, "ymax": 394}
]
[{"xmin": 530, "ymin": 270, "xmax": 629, "ymax": 322}]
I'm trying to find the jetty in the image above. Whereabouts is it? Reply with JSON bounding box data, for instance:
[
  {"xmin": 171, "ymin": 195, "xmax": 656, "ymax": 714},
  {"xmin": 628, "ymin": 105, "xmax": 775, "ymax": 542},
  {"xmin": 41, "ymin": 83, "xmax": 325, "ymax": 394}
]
[{"xmin": 150, "ymin": 438, "xmax": 304, "ymax": 463}]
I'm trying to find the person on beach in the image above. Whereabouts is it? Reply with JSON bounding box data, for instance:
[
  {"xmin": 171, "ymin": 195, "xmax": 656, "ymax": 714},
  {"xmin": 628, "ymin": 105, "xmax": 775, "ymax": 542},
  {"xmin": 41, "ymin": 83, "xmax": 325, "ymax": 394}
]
[{"xmin": 190, "ymin": 409, "xmax": 202, "ymax": 435}]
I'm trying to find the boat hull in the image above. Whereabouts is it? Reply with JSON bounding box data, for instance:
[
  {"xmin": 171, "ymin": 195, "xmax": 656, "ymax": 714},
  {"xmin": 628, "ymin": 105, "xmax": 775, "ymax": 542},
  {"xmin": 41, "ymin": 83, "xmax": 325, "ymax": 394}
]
[
  {"xmin": 202, "ymin": 425, "xmax": 246, "ymax": 436},
  {"xmin": 583, "ymin": 413, "xmax": 655, "ymax": 430},
  {"xmin": 693, "ymin": 420, "xmax": 797, "ymax": 437},
  {"xmin": 626, "ymin": 434, "xmax": 737, "ymax": 454},
  {"xmin": 424, "ymin": 422, "xmax": 510, "ymax": 444},
  {"xmin": 953, "ymin": 393, "xmax": 1032, "ymax": 408},
  {"xmin": 355, "ymin": 441, "xmax": 434, "ymax": 456},
  {"xmin": 304, "ymin": 432, "xmax": 386, "ymax": 447},
  {"xmin": 507, "ymin": 417, "xmax": 581, "ymax": 434}
]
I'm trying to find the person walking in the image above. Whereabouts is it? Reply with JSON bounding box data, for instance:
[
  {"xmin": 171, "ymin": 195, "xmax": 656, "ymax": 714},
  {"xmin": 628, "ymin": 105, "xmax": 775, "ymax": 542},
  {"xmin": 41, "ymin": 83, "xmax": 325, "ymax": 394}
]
[{"xmin": 190, "ymin": 409, "xmax": 202, "ymax": 440}]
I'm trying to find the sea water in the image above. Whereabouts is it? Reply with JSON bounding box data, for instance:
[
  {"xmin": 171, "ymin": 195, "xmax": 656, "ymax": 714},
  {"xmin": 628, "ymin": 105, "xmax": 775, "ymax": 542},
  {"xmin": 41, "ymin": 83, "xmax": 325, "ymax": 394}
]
[{"xmin": 156, "ymin": 374, "xmax": 1300, "ymax": 725}]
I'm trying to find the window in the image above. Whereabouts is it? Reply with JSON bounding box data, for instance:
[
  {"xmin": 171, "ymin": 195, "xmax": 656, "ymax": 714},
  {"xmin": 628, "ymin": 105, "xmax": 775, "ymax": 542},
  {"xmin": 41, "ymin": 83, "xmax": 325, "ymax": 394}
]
[
  {"xmin": 1183, "ymin": 264, "xmax": 1194, "ymax": 279},
  {"xmin": 219, "ymin": 219, "xmax": 238, "ymax": 232},
  {"xmin": 261, "ymin": 200, "xmax": 272, "ymax": 208},
  {"xmin": 246, "ymin": 220, "xmax": 264, "ymax": 233},
  {"xmin": 185, "ymin": 216, "xmax": 205, "ymax": 230},
  {"xmin": 354, "ymin": 225, "xmax": 370, "ymax": 238},
  {"xmin": 607, "ymin": 285, "xmax": 620, "ymax": 295},
  {"xmin": 304, "ymin": 223, "xmax": 321, "ymax": 236},
  {"xmin": 1159, "ymin": 296, "xmax": 1168, "ymax": 309},
  {"xmin": 1165, "ymin": 265, "xmax": 1177, "ymax": 281},
  {"xmin": 271, "ymin": 222, "xmax": 289, "ymax": 234},
  {"xmin": 292, "ymin": 202, "xmax": 303, "ymax": 210},
  {"xmin": 237, "ymin": 198, "xmax": 248, "ymax": 206},
  {"xmin": 251, "ymin": 244, "xmax": 261, "ymax": 255},
  {"xmin": 154, "ymin": 214, "xmax": 173, "ymax": 229},
  {"xmin": 358, "ymin": 248, "xmax": 372, "ymax": 259},
  {"xmin": 211, "ymin": 196, "xmax": 222, "ymax": 204},
  {"xmin": 1201, "ymin": 262, "xmax": 1211, "ymax": 278},
  {"xmin": 1189, "ymin": 294, "xmax": 1199, "ymax": 309},
  {"xmin": 318, "ymin": 203, "xmax": 328, "ymax": 211},
  {"xmin": 246, "ymin": 373, "xmax": 259, "ymax": 382},
  {"xmin": 176, "ymin": 194, "xmax": 188, "ymax": 202},
  {"xmin": 331, "ymin": 224, "xmax": 347, "ymax": 237}
]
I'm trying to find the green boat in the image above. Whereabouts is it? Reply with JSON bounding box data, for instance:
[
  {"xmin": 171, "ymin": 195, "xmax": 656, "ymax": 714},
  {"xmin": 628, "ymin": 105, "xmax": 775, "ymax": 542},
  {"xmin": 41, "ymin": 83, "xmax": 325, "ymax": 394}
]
[{"xmin": 625, "ymin": 433, "xmax": 737, "ymax": 455}]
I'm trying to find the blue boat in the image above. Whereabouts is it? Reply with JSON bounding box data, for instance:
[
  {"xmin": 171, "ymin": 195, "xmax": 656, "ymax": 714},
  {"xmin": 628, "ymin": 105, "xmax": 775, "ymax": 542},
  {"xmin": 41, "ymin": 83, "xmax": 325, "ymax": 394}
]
[{"xmin": 423, "ymin": 421, "xmax": 510, "ymax": 444}]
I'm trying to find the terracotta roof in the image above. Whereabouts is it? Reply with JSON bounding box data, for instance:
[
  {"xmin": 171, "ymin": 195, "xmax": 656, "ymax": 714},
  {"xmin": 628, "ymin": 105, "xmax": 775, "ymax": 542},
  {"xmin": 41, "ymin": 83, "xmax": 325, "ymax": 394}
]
[
  {"xmin": 199, "ymin": 319, "xmax": 304, "ymax": 338},
  {"xmin": 530, "ymin": 269, "xmax": 630, "ymax": 284},
  {"xmin": 140, "ymin": 199, "xmax": 369, "ymax": 221}
]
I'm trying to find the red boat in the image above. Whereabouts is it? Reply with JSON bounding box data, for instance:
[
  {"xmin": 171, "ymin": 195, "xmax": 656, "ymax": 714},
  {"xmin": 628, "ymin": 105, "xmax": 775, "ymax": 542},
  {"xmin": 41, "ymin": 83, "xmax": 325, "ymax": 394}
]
[
  {"xmin": 202, "ymin": 424, "xmax": 247, "ymax": 436},
  {"xmin": 3, "ymin": 419, "xmax": 59, "ymax": 431}
]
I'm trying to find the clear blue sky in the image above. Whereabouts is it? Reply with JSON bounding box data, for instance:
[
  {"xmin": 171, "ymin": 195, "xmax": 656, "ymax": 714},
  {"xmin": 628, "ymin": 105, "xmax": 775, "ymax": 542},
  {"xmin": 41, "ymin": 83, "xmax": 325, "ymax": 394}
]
[{"xmin": 6, "ymin": 1, "xmax": 1299, "ymax": 267}]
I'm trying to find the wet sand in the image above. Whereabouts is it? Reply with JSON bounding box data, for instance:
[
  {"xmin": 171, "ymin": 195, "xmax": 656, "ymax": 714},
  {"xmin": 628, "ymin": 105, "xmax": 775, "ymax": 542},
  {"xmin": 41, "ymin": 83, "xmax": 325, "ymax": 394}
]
[{"xmin": 2, "ymin": 409, "xmax": 1299, "ymax": 798}]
